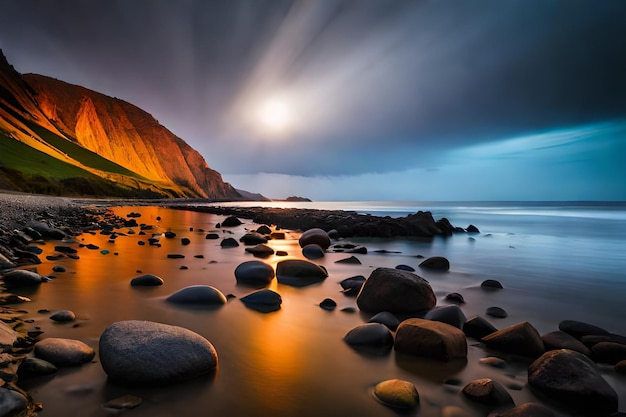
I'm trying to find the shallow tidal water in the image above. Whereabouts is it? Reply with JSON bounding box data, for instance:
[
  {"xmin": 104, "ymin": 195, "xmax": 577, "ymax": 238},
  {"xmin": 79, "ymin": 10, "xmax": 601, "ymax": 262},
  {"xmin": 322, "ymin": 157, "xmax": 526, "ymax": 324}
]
[{"xmin": 14, "ymin": 204, "xmax": 626, "ymax": 417}]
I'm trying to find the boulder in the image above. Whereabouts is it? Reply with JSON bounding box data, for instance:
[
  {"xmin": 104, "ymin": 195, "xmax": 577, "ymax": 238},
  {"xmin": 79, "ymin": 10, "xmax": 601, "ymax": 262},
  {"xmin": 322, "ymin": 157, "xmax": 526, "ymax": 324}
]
[
  {"xmin": 205, "ymin": 233, "xmax": 220, "ymax": 240},
  {"xmin": 368, "ymin": 312, "xmax": 400, "ymax": 331},
  {"xmin": 528, "ymin": 349, "xmax": 618, "ymax": 416},
  {"xmin": 395, "ymin": 264, "xmax": 415, "ymax": 272},
  {"xmin": 34, "ymin": 338, "xmax": 95, "ymax": 366},
  {"xmin": 424, "ymin": 305, "xmax": 467, "ymax": 329},
  {"xmin": 302, "ymin": 244, "xmax": 325, "ymax": 259},
  {"xmin": 0, "ymin": 388, "xmax": 28, "ymax": 417},
  {"xmin": 130, "ymin": 274, "xmax": 164, "ymax": 286},
  {"xmin": 2, "ymin": 269, "xmax": 45, "ymax": 288},
  {"xmin": 482, "ymin": 322, "xmax": 545, "ymax": 357},
  {"xmin": 419, "ymin": 256, "xmax": 450, "ymax": 271},
  {"xmin": 99, "ymin": 320, "xmax": 218, "ymax": 383},
  {"xmin": 481, "ymin": 279, "xmax": 503, "ymax": 289},
  {"xmin": 220, "ymin": 238, "xmax": 239, "ymax": 248},
  {"xmin": 356, "ymin": 267, "xmax": 436, "ymax": 314},
  {"xmin": 444, "ymin": 292, "xmax": 465, "ymax": 304},
  {"xmin": 591, "ymin": 342, "xmax": 626, "ymax": 364},
  {"xmin": 244, "ymin": 244, "xmax": 275, "ymax": 258},
  {"xmin": 221, "ymin": 216, "xmax": 242, "ymax": 227},
  {"xmin": 166, "ymin": 285, "xmax": 227, "ymax": 306},
  {"xmin": 339, "ymin": 275, "xmax": 366, "ymax": 296},
  {"xmin": 462, "ymin": 378, "xmax": 513, "ymax": 406},
  {"xmin": 463, "ymin": 316, "xmax": 498, "ymax": 339},
  {"xmin": 394, "ymin": 318, "xmax": 467, "ymax": 361},
  {"xmin": 373, "ymin": 379, "xmax": 419, "ymax": 409},
  {"xmin": 343, "ymin": 323, "xmax": 394, "ymax": 350},
  {"xmin": 256, "ymin": 225, "xmax": 272, "ymax": 235},
  {"xmin": 239, "ymin": 233, "xmax": 268, "ymax": 245},
  {"xmin": 298, "ymin": 228, "xmax": 331, "ymax": 250},
  {"xmin": 275, "ymin": 260, "xmax": 328, "ymax": 287},
  {"xmin": 487, "ymin": 402, "xmax": 556, "ymax": 417},
  {"xmin": 558, "ymin": 320, "xmax": 609, "ymax": 339},
  {"xmin": 240, "ymin": 289, "xmax": 282, "ymax": 313},
  {"xmin": 486, "ymin": 306, "xmax": 508, "ymax": 318},
  {"xmin": 541, "ymin": 331, "xmax": 591, "ymax": 356},
  {"xmin": 234, "ymin": 261, "xmax": 275, "ymax": 286}
]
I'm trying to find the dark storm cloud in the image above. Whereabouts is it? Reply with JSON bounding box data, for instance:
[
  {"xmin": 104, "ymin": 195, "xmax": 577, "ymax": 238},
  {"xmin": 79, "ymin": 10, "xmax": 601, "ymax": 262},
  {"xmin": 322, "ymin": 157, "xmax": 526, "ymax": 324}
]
[{"xmin": 1, "ymin": 0, "xmax": 625, "ymax": 177}]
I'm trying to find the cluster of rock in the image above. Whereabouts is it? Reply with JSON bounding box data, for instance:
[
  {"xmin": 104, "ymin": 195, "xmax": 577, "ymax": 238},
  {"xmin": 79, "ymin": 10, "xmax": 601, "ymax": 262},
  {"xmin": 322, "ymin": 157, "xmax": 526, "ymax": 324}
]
[{"xmin": 172, "ymin": 205, "xmax": 480, "ymax": 238}]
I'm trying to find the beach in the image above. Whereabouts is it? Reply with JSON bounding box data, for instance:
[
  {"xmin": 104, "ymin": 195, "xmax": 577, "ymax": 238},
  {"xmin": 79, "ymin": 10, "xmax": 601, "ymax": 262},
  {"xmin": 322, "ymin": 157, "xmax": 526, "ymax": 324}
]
[{"xmin": 0, "ymin": 194, "xmax": 624, "ymax": 417}]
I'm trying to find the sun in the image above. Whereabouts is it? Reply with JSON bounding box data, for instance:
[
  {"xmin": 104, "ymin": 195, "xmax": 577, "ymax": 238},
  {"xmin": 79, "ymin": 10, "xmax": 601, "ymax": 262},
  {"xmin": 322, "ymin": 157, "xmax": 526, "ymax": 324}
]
[{"xmin": 258, "ymin": 98, "xmax": 291, "ymax": 132}]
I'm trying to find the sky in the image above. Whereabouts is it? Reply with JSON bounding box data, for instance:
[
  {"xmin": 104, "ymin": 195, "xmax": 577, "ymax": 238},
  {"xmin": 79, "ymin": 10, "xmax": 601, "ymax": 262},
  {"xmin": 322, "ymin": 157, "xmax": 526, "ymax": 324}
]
[{"xmin": 1, "ymin": 0, "xmax": 625, "ymax": 201}]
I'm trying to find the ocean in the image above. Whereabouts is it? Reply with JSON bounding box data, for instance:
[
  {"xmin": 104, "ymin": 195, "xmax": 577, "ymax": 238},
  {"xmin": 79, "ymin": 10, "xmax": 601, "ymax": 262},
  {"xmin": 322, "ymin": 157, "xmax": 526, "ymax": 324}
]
[{"xmin": 19, "ymin": 201, "xmax": 626, "ymax": 416}]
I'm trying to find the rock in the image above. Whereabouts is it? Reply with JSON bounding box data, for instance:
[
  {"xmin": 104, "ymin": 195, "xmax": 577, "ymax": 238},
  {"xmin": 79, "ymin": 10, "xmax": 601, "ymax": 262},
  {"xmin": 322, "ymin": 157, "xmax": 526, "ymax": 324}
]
[
  {"xmin": 368, "ymin": 312, "xmax": 400, "ymax": 331},
  {"xmin": 528, "ymin": 349, "xmax": 618, "ymax": 416},
  {"xmin": 302, "ymin": 244, "xmax": 325, "ymax": 259},
  {"xmin": 50, "ymin": 310, "xmax": 76, "ymax": 323},
  {"xmin": 319, "ymin": 298, "xmax": 336, "ymax": 311},
  {"xmin": 52, "ymin": 265, "xmax": 66, "ymax": 273},
  {"xmin": 17, "ymin": 357, "xmax": 58, "ymax": 376},
  {"xmin": 481, "ymin": 279, "xmax": 503, "ymax": 289},
  {"xmin": 2, "ymin": 269, "xmax": 45, "ymax": 288},
  {"xmin": 166, "ymin": 285, "xmax": 227, "ymax": 306},
  {"xmin": 395, "ymin": 264, "xmax": 415, "ymax": 272},
  {"xmin": 0, "ymin": 253, "xmax": 16, "ymax": 270},
  {"xmin": 221, "ymin": 216, "xmax": 242, "ymax": 227},
  {"xmin": 205, "ymin": 233, "xmax": 219, "ymax": 240},
  {"xmin": 482, "ymin": 322, "xmax": 545, "ymax": 357},
  {"xmin": 424, "ymin": 305, "xmax": 467, "ymax": 329},
  {"xmin": 54, "ymin": 245, "xmax": 77, "ymax": 254},
  {"xmin": 256, "ymin": 225, "xmax": 272, "ymax": 235},
  {"xmin": 356, "ymin": 267, "xmax": 436, "ymax": 314},
  {"xmin": 558, "ymin": 320, "xmax": 610, "ymax": 339},
  {"xmin": 34, "ymin": 338, "xmax": 95, "ymax": 366},
  {"xmin": 220, "ymin": 238, "xmax": 239, "ymax": 248},
  {"xmin": 164, "ymin": 231, "xmax": 176, "ymax": 239},
  {"xmin": 0, "ymin": 388, "xmax": 28, "ymax": 416},
  {"xmin": 239, "ymin": 233, "xmax": 268, "ymax": 245},
  {"xmin": 240, "ymin": 289, "xmax": 282, "ymax": 313},
  {"xmin": 270, "ymin": 232, "xmax": 286, "ymax": 239},
  {"xmin": 335, "ymin": 256, "xmax": 361, "ymax": 264},
  {"xmin": 130, "ymin": 274, "xmax": 164, "ymax": 286},
  {"xmin": 462, "ymin": 378, "xmax": 514, "ymax": 406},
  {"xmin": 275, "ymin": 260, "xmax": 328, "ymax": 287},
  {"xmin": 181, "ymin": 238, "xmax": 191, "ymax": 245},
  {"xmin": 615, "ymin": 359, "xmax": 626, "ymax": 374},
  {"xmin": 466, "ymin": 224, "xmax": 480, "ymax": 233},
  {"xmin": 486, "ymin": 306, "xmax": 508, "ymax": 318},
  {"xmin": 463, "ymin": 315, "xmax": 498, "ymax": 339},
  {"xmin": 442, "ymin": 405, "xmax": 473, "ymax": 417},
  {"xmin": 480, "ymin": 357, "xmax": 507, "ymax": 369},
  {"xmin": 167, "ymin": 254, "xmax": 185, "ymax": 259},
  {"xmin": 339, "ymin": 275, "xmax": 366, "ymax": 296},
  {"xmin": 445, "ymin": 292, "xmax": 465, "ymax": 303},
  {"xmin": 591, "ymin": 342, "xmax": 626, "ymax": 364},
  {"xmin": 99, "ymin": 320, "xmax": 218, "ymax": 383},
  {"xmin": 487, "ymin": 402, "xmax": 556, "ymax": 417},
  {"xmin": 244, "ymin": 244, "xmax": 275, "ymax": 258},
  {"xmin": 0, "ymin": 322, "xmax": 18, "ymax": 347},
  {"xmin": 373, "ymin": 379, "xmax": 419, "ymax": 409},
  {"xmin": 419, "ymin": 256, "xmax": 450, "ymax": 271},
  {"xmin": 394, "ymin": 318, "xmax": 467, "ymax": 361},
  {"xmin": 275, "ymin": 250, "xmax": 288, "ymax": 256},
  {"xmin": 298, "ymin": 228, "xmax": 331, "ymax": 250},
  {"xmin": 541, "ymin": 331, "xmax": 591, "ymax": 356},
  {"xmin": 103, "ymin": 394, "xmax": 143, "ymax": 409},
  {"xmin": 343, "ymin": 323, "xmax": 394, "ymax": 350},
  {"xmin": 234, "ymin": 261, "xmax": 275, "ymax": 286}
]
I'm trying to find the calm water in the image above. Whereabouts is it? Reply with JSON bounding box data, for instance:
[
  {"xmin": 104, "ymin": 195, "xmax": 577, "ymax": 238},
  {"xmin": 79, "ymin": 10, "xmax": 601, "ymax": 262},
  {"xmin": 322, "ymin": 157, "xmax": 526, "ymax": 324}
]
[{"xmin": 16, "ymin": 202, "xmax": 626, "ymax": 416}]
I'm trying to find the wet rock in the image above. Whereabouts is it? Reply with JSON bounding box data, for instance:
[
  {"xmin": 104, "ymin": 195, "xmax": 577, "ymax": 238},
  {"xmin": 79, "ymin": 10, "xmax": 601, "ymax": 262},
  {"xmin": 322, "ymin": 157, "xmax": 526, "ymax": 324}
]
[
  {"xmin": 591, "ymin": 342, "xmax": 626, "ymax": 364},
  {"xmin": 17, "ymin": 357, "xmax": 58, "ymax": 376},
  {"xmin": 52, "ymin": 265, "xmax": 66, "ymax": 273},
  {"xmin": 462, "ymin": 378, "xmax": 513, "ymax": 406},
  {"xmin": 164, "ymin": 231, "xmax": 176, "ymax": 239},
  {"xmin": 487, "ymin": 402, "xmax": 556, "ymax": 417},
  {"xmin": 244, "ymin": 244, "xmax": 275, "ymax": 258},
  {"xmin": 205, "ymin": 233, "xmax": 219, "ymax": 240},
  {"xmin": 373, "ymin": 379, "xmax": 419, "ymax": 409},
  {"xmin": 442, "ymin": 405, "xmax": 473, "ymax": 417},
  {"xmin": 181, "ymin": 238, "xmax": 190, "ymax": 245},
  {"xmin": 240, "ymin": 289, "xmax": 282, "ymax": 313},
  {"xmin": 558, "ymin": 320, "xmax": 610, "ymax": 340},
  {"xmin": 0, "ymin": 387, "xmax": 28, "ymax": 416},
  {"xmin": 335, "ymin": 256, "xmax": 361, "ymax": 264},
  {"xmin": 166, "ymin": 285, "xmax": 227, "ymax": 306},
  {"xmin": 481, "ymin": 279, "xmax": 503, "ymax": 289},
  {"xmin": 319, "ymin": 298, "xmax": 336, "ymax": 311},
  {"xmin": 480, "ymin": 357, "xmax": 507, "ymax": 368},
  {"xmin": 394, "ymin": 318, "xmax": 467, "ymax": 361},
  {"xmin": 0, "ymin": 322, "xmax": 18, "ymax": 347},
  {"xmin": 395, "ymin": 264, "xmax": 415, "ymax": 272},
  {"xmin": 275, "ymin": 250, "xmax": 288, "ymax": 256},
  {"xmin": 424, "ymin": 305, "xmax": 467, "ymax": 329},
  {"xmin": 130, "ymin": 274, "xmax": 164, "ymax": 286},
  {"xmin": 239, "ymin": 233, "xmax": 268, "ymax": 245},
  {"xmin": 0, "ymin": 254, "xmax": 16, "ymax": 270},
  {"xmin": 54, "ymin": 245, "xmax": 77, "ymax": 254},
  {"xmin": 234, "ymin": 261, "xmax": 274, "ymax": 286},
  {"xmin": 256, "ymin": 225, "xmax": 272, "ymax": 235},
  {"xmin": 104, "ymin": 394, "xmax": 143, "ymax": 409},
  {"xmin": 466, "ymin": 224, "xmax": 480, "ymax": 233},
  {"xmin": 221, "ymin": 216, "xmax": 242, "ymax": 227},
  {"xmin": 463, "ymin": 316, "xmax": 498, "ymax": 339},
  {"xmin": 486, "ymin": 306, "xmax": 508, "ymax": 318},
  {"xmin": 541, "ymin": 331, "xmax": 591, "ymax": 356},
  {"xmin": 343, "ymin": 323, "xmax": 394, "ymax": 350},
  {"xmin": 482, "ymin": 322, "xmax": 545, "ymax": 357},
  {"xmin": 270, "ymin": 232, "xmax": 286, "ymax": 239},
  {"xmin": 298, "ymin": 228, "xmax": 331, "ymax": 250},
  {"xmin": 356, "ymin": 267, "xmax": 436, "ymax": 314},
  {"xmin": 99, "ymin": 320, "xmax": 218, "ymax": 383},
  {"xmin": 302, "ymin": 244, "xmax": 325, "ymax": 259},
  {"xmin": 444, "ymin": 292, "xmax": 465, "ymax": 304},
  {"xmin": 50, "ymin": 310, "xmax": 75, "ymax": 323},
  {"xmin": 167, "ymin": 254, "xmax": 185, "ymax": 259},
  {"xmin": 34, "ymin": 338, "xmax": 95, "ymax": 366},
  {"xmin": 419, "ymin": 256, "xmax": 450, "ymax": 271},
  {"xmin": 615, "ymin": 360, "xmax": 626, "ymax": 374},
  {"xmin": 528, "ymin": 349, "xmax": 618, "ymax": 416},
  {"xmin": 275, "ymin": 260, "xmax": 328, "ymax": 287},
  {"xmin": 368, "ymin": 312, "xmax": 400, "ymax": 331},
  {"xmin": 2, "ymin": 269, "xmax": 45, "ymax": 288},
  {"xmin": 220, "ymin": 238, "xmax": 239, "ymax": 248},
  {"xmin": 339, "ymin": 275, "xmax": 366, "ymax": 296}
]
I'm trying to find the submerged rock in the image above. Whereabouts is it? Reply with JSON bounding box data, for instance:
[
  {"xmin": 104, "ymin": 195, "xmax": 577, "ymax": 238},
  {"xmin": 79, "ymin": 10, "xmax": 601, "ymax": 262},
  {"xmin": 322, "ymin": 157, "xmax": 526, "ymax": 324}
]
[
  {"xmin": 373, "ymin": 379, "xmax": 419, "ymax": 409},
  {"xmin": 240, "ymin": 289, "xmax": 282, "ymax": 313},
  {"xmin": 419, "ymin": 256, "xmax": 450, "ymax": 271},
  {"xmin": 99, "ymin": 320, "xmax": 218, "ymax": 384},
  {"xmin": 50, "ymin": 310, "xmax": 76, "ymax": 323},
  {"xmin": 275, "ymin": 260, "xmax": 328, "ymax": 287},
  {"xmin": 166, "ymin": 285, "xmax": 227, "ymax": 306},
  {"xmin": 130, "ymin": 274, "xmax": 164, "ymax": 286},
  {"xmin": 34, "ymin": 338, "xmax": 95, "ymax": 366}
]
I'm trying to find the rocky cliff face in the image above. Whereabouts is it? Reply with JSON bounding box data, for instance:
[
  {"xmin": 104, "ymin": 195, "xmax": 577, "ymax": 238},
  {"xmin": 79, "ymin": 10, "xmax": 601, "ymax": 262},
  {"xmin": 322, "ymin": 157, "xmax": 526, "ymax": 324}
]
[{"xmin": 0, "ymin": 49, "xmax": 240, "ymax": 199}]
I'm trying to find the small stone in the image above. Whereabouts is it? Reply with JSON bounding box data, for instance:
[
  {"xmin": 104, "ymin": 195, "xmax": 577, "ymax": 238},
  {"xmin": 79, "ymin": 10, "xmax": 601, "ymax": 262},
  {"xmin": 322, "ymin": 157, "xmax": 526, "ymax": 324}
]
[
  {"xmin": 220, "ymin": 238, "xmax": 239, "ymax": 248},
  {"xmin": 181, "ymin": 238, "xmax": 191, "ymax": 245},
  {"xmin": 368, "ymin": 312, "xmax": 400, "ymax": 331},
  {"xmin": 445, "ymin": 292, "xmax": 465, "ymax": 303},
  {"xmin": 205, "ymin": 233, "xmax": 219, "ymax": 240},
  {"xmin": 52, "ymin": 265, "xmax": 66, "ymax": 273},
  {"xmin": 395, "ymin": 264, "xmax": 415, "ymax": 272},
  {"xmin": 50, "ymin": 310, "xmax": 76, "ymax": 323},
  {"xmin": 319, "ymin": 298, "xmax": 336, "ymax": 311},
  {"xmin": 103, "ymin": 395, "xmax": 143, "ymax": 410},
  {"xmin": 419, "ymin": 256, "xmax": 450, "ymax": 271},
  {"xmin": 167, "ymin": 254, "xmax": 185, "ymax": 259},
  {"xmin": 166, "ymin": 285, "xmax": 227, "ymax": 306},
  {"xmin": 373, "ymin": 379, "xmax": 419, "ymax": 409},
  {"xmin": 486, "ymin": 306, "xmax": 508, "ymax": 318},
  {"xmin": 164, "ymin": 231, "xmax": 176, "ymax": 239},
  {"xmin": 221, "ymin": 216, "xmax": 242, "ymax": 227},
  {"xmin": 481, "ymin": 279, "xmax": 503, "ymax": 289},
  {"xmin": 335, "ymin": 256, "xmax": 361, "ymax": 264},
  {"xmin": 130, "ymin": 274, "xmax": 164, "ymax": 286},
  {"xmin": 240, "ymin": 289, "xmax": 282, "ymax": 313},
  {"xmin": 462, "ymin": 378, "xmax": 514, "ymax": 406},
  {"xmin": 34, "ymin": 338, "xmax": 95, "ymax": 366},
  {"xmin": 479, "ymin": 357, "xmax": 507, "ymax": 368}
]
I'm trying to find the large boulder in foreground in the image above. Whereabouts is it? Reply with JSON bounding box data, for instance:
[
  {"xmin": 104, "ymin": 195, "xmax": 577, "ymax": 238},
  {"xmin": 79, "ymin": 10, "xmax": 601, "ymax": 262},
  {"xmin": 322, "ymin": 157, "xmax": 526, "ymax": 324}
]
[
  {"xmin": 528, "ymin": 349, "xmax": 618, "ymax": 416},
  {"xmin": 394, "ymin": 318, "xmax": 467, "ymax": 361},
  {"xmin": 99, "ymin": 320, "xmax": 218, "ymax": 384},
  {"xmin": 356, "ymin": 267, "xmax": 436, "ymax": 314},
  {"xmin": 275, "ymin": 260, "xmax": 328, "ymax": 287}
]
